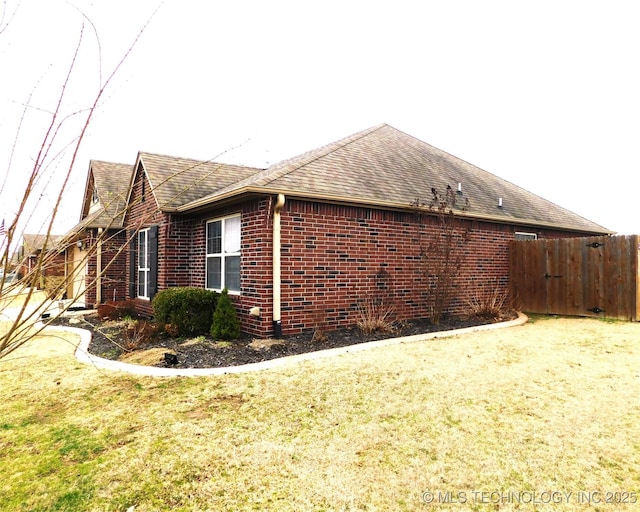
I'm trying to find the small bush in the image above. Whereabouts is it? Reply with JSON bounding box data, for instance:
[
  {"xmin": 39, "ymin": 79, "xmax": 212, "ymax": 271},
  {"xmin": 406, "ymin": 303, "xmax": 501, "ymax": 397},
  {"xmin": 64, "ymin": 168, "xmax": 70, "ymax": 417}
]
[
  {"xmin": 97, "ymin": 299, "xmax": 138, "ymax": 320},
  {"xmin": 311, "ymin": 327, "xmax": 327, "ymax": 343},
  {"xmin": 152, "ymin": 287, "xmax": 219, "ymax": 336},
  {"xmin": 356, "ymin": 298, "xmax": 396, "ymax": 335},
  {"xmin": 465, "ymin": 281, "xmax": 511, "ymax": 321},
  {"xmin": 164, "ymin": 323, "xmax": 180, "ymax": 337},
  {"xmin": 43, "ymin": 276, "xmax": 66, "ymax": 300},
  {"xmin": 211, "ymin": 288, "xmax": 240, "ymax": 340},
  {"xmin": 311, "ymin": 309, "xmax": 328, "ymax": 343},
  {"xmin": 123, "ymin": 320, "xmax": 162, "ymax": 351}
]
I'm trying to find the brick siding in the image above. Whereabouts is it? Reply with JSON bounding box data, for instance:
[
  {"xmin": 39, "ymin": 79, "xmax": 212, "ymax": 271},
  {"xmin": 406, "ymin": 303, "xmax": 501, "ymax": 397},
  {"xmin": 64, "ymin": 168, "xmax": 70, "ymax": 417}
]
[
  {"xmin": 269, "ymin": 199, "xmax": 582, "ymax": 335},
  {"xmin": 84, "ymin": 229, "xmax": 129, "ymax": 306}
]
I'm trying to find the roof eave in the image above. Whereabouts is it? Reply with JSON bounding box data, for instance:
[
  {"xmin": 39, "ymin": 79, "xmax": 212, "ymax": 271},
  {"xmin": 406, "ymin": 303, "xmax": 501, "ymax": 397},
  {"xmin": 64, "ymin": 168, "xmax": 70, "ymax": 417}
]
[{"xmin": 174, "ymin": 187, "xmax": 611, "ymax": 235}]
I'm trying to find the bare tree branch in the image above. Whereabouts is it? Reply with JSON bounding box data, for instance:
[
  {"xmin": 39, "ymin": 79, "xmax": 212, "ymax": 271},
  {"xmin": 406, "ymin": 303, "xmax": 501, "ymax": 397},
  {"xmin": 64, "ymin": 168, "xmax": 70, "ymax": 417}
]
[{"xmin": 1, "ymin": 5, "xmax": 161, "ymax": 361}]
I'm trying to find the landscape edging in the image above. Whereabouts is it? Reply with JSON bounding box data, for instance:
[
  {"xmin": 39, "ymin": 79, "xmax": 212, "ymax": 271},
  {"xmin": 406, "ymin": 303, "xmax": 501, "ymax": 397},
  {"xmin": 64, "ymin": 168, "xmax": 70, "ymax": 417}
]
[{"xmin": 42, "ymin": 313, "xmax": 528, "ymax": 378}]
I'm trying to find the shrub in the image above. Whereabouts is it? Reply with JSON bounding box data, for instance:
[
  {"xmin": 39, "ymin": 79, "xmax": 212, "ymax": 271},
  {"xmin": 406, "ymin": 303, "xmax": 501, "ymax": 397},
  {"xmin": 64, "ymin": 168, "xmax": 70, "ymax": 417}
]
[
  {"xmin": 123, "ymin": 320, "xmax": 162, "ymax": 351},
  {"xmin": 356, "ymin": 298, "xmax": 396, "ymax": 335},
  {"xmin": 152, "ymin": 287, "xmax": 219, "ymax": 336},
  {"xmin": 211, "ymin": 288, "xmax": 240, "ymax": 340},
  {"xmin": 465, "ymin": 280, "xmax": 511, "ymax": 321},
  {"xmin": 164, "ymin": 323, "xmax": 180, "ymax": 337},
  {"xmin": 311, "ymin": 308, "xmax": 328, "ymax": 343},
  {"xmin": 311, "ymin": 327, "xmax": 327, "ymax": 343},
  {"xmin": 97, "ymin": 299, "xmax": 138, "ymax": 320},
  {"xmin": 43, "ymin": 276, "xmax": 66, "ymax": 300}
]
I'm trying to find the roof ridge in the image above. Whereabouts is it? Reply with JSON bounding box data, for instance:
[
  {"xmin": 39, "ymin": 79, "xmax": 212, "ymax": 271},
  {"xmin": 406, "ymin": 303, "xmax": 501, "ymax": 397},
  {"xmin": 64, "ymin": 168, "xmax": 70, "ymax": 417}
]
[
  {"xmin": 255, "ymin": 123, "xmax": 388, "ymax": 186},
  {"xmin": 137, "ymin": 151, "xmax": 207, "ymax": 163},
  {"xmin": 137, "ymin": 151, "xmax": 263, "ymax": 170},
  {"xmin": 137, "ymin": 152, "xmax": 265, "ymax": 211},
  {"xmin": 179, "ymin": 124, "xmax": 389, "ymax": 206},
  {"xmin": 90, "ymin": 159, "xmax": 131, "ymax": 166}
]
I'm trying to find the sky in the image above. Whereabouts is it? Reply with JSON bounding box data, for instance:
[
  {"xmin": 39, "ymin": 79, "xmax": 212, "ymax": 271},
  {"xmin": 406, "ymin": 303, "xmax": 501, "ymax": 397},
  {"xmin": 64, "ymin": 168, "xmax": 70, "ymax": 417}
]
[{"xmin": 1, "ymin": 0, "xmax": 638, "ymax": 237}]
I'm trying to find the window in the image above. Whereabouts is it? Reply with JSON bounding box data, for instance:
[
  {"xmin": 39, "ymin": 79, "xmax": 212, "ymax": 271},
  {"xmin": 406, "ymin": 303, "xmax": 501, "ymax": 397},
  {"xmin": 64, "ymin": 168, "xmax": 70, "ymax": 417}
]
[
  {"xmin": 129, "ymin": 226, "xmax": 157, "ymax": 300},
  {"xmin": 137, "ymin": 228, "xmax": 150, "ymax": 298},
  {"xmin": 206, "ymin": 215, "xmax": 241, "ymax": 293},
  {"xmin": 515, "ymin": 232, "xmax": 537, "ymax": 241}
]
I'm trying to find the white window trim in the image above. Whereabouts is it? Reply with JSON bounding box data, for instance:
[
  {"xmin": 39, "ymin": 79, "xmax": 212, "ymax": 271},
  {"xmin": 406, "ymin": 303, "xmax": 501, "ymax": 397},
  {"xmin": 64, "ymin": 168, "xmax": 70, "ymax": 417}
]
[
  {"xmin": 137, "ymin": 228, "xmax": 150, "ymax": 299},
  {"xmin": 205, "ymin": 214, "xmax": 241, "ymax": 294},
  {"xmin": 515, "ymin": 231, "xmax": 538, "ymax": 240}
]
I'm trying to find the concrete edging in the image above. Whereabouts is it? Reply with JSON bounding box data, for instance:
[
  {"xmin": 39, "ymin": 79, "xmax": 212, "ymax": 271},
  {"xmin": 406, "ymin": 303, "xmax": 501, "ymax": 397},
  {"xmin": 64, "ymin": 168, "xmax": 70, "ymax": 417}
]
[{"xmin": 42, "ymin": 312, "xmax": 529, "ymax": 378}]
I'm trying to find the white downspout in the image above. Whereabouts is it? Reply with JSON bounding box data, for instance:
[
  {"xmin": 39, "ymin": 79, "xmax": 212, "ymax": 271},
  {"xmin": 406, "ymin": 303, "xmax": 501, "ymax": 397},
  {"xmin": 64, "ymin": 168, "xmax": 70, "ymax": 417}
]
[
  {"xmin": 96, "ymin": 228, "xmax": 103, "ymax": 305},
  {"xmin": 272, "ymin": 194, "xmax": 285, "ymax": 337},
  {"xmin": 64, "ymin": 245, "xmax": 69, "ymax": 300}
]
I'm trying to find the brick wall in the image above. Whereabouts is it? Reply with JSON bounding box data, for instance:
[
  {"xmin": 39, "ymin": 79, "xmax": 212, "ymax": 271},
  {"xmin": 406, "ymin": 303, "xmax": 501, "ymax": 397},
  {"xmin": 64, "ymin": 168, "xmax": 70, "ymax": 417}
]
[
  {"xmin": 84, "ymin": 229, "xmax": 129, "ymax": 306},
  {"xmin": 126, "ymin": 163, "xmax": 170, "ymax": 317},
  {"xmin": 177, "ymin": 198, "xmax": 274, "ymax": 337},
  {"xmin": 100, "ymin": 230, "xmax": 129, "ymax": 303},
  {"xmin": 274, "ymin": 199, "xmax": 584, "ymax": 335},
  {"xmin": 124, "ymin": 166, "xmax": 275, "ymax": 334}
]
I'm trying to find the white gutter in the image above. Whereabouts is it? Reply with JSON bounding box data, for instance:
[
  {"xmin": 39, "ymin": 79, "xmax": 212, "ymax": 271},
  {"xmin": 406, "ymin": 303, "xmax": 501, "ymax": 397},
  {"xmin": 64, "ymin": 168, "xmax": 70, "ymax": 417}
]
[
  {"xmin": 175, "ymin": 186, "xmax": 613, "ymax": 236},
  {"xmin": 272, "ymin": 194, "xmax": 285, "ymax": 337}
]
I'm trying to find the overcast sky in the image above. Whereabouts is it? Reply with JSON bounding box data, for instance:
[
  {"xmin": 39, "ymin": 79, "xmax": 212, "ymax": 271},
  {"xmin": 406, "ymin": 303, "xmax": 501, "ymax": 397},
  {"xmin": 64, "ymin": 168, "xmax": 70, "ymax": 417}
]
[{"xmin": 1, "ymin": 0, "xmax": 638, "ymax": 236}]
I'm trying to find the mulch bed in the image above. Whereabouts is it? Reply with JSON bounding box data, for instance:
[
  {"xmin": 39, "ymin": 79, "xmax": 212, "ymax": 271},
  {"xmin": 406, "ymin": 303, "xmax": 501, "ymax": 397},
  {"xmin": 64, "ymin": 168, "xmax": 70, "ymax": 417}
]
[{"xmin": 48, "ymin": 311, "xmax": 514, "ymax": 369}]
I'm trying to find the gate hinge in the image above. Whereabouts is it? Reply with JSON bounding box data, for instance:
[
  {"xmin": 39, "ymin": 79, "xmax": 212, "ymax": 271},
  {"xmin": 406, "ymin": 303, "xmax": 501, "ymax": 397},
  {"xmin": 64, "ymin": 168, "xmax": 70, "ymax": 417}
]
[{"xmin": 544, "ymin": 273, "xmax": 563, "ymax": 279}]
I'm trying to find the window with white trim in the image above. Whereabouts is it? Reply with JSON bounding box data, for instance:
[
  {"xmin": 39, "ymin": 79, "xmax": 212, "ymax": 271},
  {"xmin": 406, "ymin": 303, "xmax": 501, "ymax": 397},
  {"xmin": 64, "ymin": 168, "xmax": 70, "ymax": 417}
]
[
  {"xmin": 137, "ymin": 228, "xmax": 150, "ymax": 298},
  {"xmin": 206, "ymin": 214, "xmax": 241, "ymax": 293},
  {"xmin": 515, "ymin": 232, "xmax": 537, "ymax": 241}
]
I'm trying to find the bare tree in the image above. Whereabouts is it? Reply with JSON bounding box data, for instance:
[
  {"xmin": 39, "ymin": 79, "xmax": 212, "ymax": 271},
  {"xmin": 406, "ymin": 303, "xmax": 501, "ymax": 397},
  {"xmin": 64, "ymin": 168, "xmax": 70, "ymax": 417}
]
[
  {"xmin": 411, "ymin": 192, "xmax": 471, "ymax": 325},
  {"xmin": 0, "ymin": 5, "xmax": 158, "ymax": 361}
]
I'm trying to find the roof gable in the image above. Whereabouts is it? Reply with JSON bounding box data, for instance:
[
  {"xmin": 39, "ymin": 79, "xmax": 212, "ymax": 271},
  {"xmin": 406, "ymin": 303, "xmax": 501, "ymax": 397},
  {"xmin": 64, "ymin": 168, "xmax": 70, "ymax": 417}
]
[
  {"xmin": 81, "ymin": 160, "xmax": 133, "ymax": 229},
  {"xmin": 135, "ymin": 152, "xmax": 263, "ymax": 211},
  {"xmin": 22, "ymin": 233, "xmax": 64, "ymax": 255}
]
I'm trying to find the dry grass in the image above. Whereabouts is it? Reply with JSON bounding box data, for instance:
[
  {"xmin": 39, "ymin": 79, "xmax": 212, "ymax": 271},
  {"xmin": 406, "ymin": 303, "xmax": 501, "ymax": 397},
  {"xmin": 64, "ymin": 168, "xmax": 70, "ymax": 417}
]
[
  {"xmin": 0, "ymin": 316, "xmax": 639, "ymax": 511},
  {"xmin": 119, "ymin": 347, "xmax": 176, "ymax": 366},
  {"xmin": 465, "ymin": 281, "xmax": 511, "ymax": 321},
  {"xmin": 248, "ymin": 338, "xmax": 286, "ymax": 350},
  {"xmin": 356, "ymin": 298, "xmax": 396, "ymax": 334}
]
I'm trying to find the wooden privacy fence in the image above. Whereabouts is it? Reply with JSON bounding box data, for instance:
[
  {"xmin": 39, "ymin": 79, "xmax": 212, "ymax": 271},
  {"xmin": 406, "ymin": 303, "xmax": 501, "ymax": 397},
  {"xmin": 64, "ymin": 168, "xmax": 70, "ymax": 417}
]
[{"xmin": 509, "ymin": 235, "xmax": 639, "ymax": 321}]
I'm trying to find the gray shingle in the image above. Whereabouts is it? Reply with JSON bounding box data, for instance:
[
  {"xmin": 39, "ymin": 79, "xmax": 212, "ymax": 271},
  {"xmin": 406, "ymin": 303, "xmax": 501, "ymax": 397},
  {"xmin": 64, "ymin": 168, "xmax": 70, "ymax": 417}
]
[
  {"xmin": 87, "ymin": 161, "xmax": 133, "ymax": 228},
  {"xmin": 177, "ymin": 124, "xmax": 610, "ymax": 234},
  {"xmin": 138, "ymin": 152, "xmax": 263, "ymax": 210}
]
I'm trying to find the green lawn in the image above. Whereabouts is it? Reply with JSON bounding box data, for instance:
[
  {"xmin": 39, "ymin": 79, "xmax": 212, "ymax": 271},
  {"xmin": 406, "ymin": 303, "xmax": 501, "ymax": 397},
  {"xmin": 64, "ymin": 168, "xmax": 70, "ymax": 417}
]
[{"xmin": 0, "ymin": 316, "xmax": 638, "ymax": 511}]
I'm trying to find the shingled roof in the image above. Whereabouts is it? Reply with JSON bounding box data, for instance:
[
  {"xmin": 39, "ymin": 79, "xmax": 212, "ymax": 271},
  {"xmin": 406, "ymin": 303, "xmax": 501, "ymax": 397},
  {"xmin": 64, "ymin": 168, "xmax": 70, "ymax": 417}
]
[
  {"xmin": 136, "ymin": 152, "xmax": 263, "ymax": 211},
  {"xmin": 176, "ymin": 124, "xmax": 609, "ymax": 234},
  {"xmin": 22, "ymin": 233, "xmax": 65, "ymax": 255},
  {"xmin": 82, "ymin": 160, "xmax": 133, "ymax": 229}
]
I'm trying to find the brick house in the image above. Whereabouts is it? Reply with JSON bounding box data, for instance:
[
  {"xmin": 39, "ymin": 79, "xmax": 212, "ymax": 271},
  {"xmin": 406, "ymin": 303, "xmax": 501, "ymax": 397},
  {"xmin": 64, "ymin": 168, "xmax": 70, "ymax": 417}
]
[
  {"xmin": 116, "ymin": 124, "xmax": 610, "ymax": 337},
  {"xmin": 64, "ymin": 160, "xmax": 133, "ymax": 307},
  {"xmin": 19, "ymin": 233, "xmax": 66, "ymax": 296}
]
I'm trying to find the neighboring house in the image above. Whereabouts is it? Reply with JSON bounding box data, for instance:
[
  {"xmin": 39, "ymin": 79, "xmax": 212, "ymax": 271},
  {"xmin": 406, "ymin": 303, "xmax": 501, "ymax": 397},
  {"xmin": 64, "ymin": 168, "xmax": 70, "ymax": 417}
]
[
  {"xmin": 20, "ymin": 233, "xmax": 66, "ymax": 296},
  {"xmin": 116, "ymin": 124, "xmax": 610, "ymax": 337},
  {"xmin": 64, "ymin": 160, "xmax": 134, "ymax": 307}
]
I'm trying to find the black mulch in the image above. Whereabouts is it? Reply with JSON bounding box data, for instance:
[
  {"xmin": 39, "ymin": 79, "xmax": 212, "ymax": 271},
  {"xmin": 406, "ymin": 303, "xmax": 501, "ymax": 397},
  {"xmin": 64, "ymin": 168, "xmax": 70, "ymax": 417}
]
[{"xmin": 48, "ymin": 312, "xmax": 515, "ymax": 370}]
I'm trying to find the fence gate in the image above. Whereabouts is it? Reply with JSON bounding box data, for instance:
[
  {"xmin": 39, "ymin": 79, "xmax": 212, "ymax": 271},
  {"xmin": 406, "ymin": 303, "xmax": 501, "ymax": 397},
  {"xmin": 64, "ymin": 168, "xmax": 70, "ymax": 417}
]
[{"xmin": 509, "ymin": 235, "xmax": 639, "ymax": 321}]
